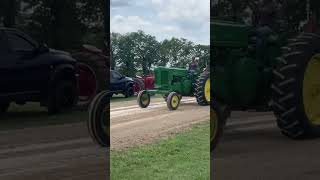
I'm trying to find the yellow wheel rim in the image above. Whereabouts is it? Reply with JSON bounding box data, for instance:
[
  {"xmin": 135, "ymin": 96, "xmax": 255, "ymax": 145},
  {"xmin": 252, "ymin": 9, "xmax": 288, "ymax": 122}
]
[
  {"xmin": 211, "ymin": 109, "xmax": 218, "ymax": 143},
  {"xmin": 141, "ymin": 93, "xmax": 150, "ymax": 105},
  {"xmin": 171, "ymin": 95, "xmax": 179, "ymax": 108},
  {"xmin": 205, "ymin": 78, "xmax": 210, "ymax": 102},
  {"xmin": 303, "ymin": 54, "xmax": 320, "ymax": 125}
]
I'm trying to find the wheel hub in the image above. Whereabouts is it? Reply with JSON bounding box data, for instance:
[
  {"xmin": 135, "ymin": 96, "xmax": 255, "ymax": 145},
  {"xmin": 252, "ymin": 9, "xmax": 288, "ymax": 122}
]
[
  {"xmin": 171, "ymin": 96, "xmax": 179, "ymax": 108},
  {"xmin": 205, "ymin": 78, "xmax": 210, "ymax": 102},
  {"xmin": 141, "ymin": 93, "xmax": 149, "ymax": 105},
  {"xmin": 303, "ymin": 54, "xmax": 320, "ymax": 125}
]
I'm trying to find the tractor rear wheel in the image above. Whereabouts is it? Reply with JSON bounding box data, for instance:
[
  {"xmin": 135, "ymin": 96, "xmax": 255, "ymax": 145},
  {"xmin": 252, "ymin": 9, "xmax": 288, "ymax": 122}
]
[
  {"xmin": 211, "ymin": 102, "xmax": 228, "ymax": 151},
  {"xmin": 88, "ymin": 91, "xmax": 110, "ymax": 147},
  {"xmin": 271, "ymin": 33, "xmax": 320, "ymax": 139},
  {"xmin": 133, "ymin": 78, "xmax": 145, "ymax": 95},
  {"xmin": 167, "ymin": 92, "xmax": 180, "ymax": 110},
  {"xmin": 72, "ymin": 50, "xmax": 107, "ymax": 107},
  {"xmin": 195, "ymin": 71, "xmax": 210, "ymax": 106}
]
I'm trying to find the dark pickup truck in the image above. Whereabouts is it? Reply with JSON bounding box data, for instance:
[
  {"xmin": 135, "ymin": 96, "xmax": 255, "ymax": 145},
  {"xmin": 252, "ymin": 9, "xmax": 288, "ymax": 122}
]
[
  {"xmin": 0, "ymin": 28, "xmax": 79, "ymax": 114},
  {"xmin": 110, "ymin": 70, "xmax": 134, "ymax": 97}
]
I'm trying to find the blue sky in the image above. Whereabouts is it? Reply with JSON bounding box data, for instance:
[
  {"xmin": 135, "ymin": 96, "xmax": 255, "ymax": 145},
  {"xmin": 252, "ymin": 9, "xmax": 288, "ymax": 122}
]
[{"xmin": 111, "ymin": 0, "xmax": 210, "ymax": 45}]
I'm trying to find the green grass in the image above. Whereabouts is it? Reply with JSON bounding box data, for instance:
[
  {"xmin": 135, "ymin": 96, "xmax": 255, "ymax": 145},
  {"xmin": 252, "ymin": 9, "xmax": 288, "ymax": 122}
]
[
  {"xmin": 111, "ymin": 122, "xmax": 210, "ymax": 180},
  {"xmin": 0, "ymin": 103, "xmax": 87, "ymax": 130}
]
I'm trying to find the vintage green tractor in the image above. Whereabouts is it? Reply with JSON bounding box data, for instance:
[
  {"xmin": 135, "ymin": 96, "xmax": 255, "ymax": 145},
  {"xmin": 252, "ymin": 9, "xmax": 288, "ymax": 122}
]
[
  {"xmin": 211, "ymin": 0, "xmax": 320, "ymax": 151},
  {"xmin": 137, "ymin": 66, "xmax": 210, "ymax": 110}
]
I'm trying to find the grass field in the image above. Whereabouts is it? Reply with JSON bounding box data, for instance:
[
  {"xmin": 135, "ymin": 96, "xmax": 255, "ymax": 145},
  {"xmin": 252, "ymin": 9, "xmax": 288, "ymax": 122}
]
[{"xmin": 111, "ymin": 122, "xmax": 210, "ymax": 180}]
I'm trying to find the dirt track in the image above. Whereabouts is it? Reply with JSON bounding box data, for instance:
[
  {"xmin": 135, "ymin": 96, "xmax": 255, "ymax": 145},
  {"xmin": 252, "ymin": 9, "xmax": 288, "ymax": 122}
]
[
  {"xmin": 0, "ymin": 121, "xmax": 108, "ymax": 180},
  {"xmin": 212, "ymin": 112, "xmax": 320, "ymax": 180},
  {"xmin": 0, "ymin": 97, "xmax": 208, "ymax": 179},
  {"xmin": 111, "ymin": 97, "xmax": 210, "ymax": 149}
]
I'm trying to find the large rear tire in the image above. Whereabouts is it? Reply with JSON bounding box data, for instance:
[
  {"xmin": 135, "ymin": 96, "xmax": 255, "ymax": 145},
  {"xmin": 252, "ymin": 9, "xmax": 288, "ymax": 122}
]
[
  {"xmin": 211, "ymin": 102, "xmax": 228, "ymax": 151},
  {"xmin": 133, "ymin": 78, "xmax": 145, "ymax": 94},
  {"xmin": 271, "ymin": 33, "xmax": 320, "ymax": 139},
  {"xmin": 72, "ymin": 49, "xmax": 107, "ymax": 107},
  {"xmin": 195, "ymin": 71, "xmax": 210, "ymax": 106},
  {"xmin": 88, "ymin": 91, "xmax": 110, "ymax": 147}
]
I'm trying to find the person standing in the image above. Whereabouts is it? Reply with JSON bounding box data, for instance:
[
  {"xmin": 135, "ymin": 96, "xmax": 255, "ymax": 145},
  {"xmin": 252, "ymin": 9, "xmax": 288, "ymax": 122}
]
[{"xmin": 189, "ymin": 57, "xmax": 198, "ymax": 72}]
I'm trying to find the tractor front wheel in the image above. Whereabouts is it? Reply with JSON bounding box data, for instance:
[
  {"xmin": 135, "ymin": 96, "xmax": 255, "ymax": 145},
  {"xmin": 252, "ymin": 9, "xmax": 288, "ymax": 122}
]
[
  {"xmin": 88, "ymin": 91, "xmax": 110, "ymax": 147},
  {"xmin": 167, "ymin": 92, "xmax": 180, "ymax": 110},
  {"xmin": 137, "ymin": 90, "xmax": 151, "ymax": 108},
  {"xmin": 272, "ymin": 33, "xmax": 320, "ymax": 139}
]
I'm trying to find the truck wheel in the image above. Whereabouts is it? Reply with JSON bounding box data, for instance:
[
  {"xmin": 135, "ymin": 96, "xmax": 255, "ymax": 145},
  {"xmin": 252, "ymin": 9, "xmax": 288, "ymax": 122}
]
[
  {"xmin": 48, "ymin": 80, "xmax": 78, "ymax": 114},
  {"xmin": 271, "ymin": 33, "xmax": 320, "ymax": 139},
  {"xmin": 195, "ymin": 71, "xmax": 210, "ymax": 106},
  {"xmin": 88, "ymin": 91, "xmax": 110, "ymax": 147},
  {"xmin": 137, "ymin": 90, "xmax": 150, "ymax": 108},
  {"xmin": 167, "ymin": 92, "xmax": 180, "ymax": 110},
  {"xmin": 0, "ymin": 101, "xmax": 10, "ymax": 114},
  {"xmin": 124, "ymin": 86, "xmax": 134, "ymax": 98},
  {"xmin": 211, "ymin": 102, "xmax": 228, "ymax": 151}
]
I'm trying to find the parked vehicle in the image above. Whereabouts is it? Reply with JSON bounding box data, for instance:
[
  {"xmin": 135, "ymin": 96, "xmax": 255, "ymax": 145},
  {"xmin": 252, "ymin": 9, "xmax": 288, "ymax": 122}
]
[
  {"xmin": 110, "ymin": 70, "xmax": 134, "ymax": 97},
  {"xmin": 0, "ymin": 28, "xmax": 78, "ymax": 114},
  {"xmin": 72, "ymin": 44, "xmax": 108, "ymax": 107},
  {"xmin": 133, "ymin": 74, "xmax": 155, "ymax": 94}
]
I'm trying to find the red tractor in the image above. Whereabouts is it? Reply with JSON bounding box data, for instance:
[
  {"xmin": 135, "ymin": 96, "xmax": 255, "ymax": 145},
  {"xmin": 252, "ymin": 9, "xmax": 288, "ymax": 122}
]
[
  {"xmin": 133, "ymin": 74, "xmax": 155, "ymax": 95},
  {"xmin": 72, "ymin": 44, "xmax": 108, "ymax": 108}
]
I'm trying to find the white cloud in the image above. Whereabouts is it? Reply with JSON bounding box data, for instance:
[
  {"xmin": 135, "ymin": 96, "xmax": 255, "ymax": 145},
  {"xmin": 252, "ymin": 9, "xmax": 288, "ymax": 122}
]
[
  {"xmin": 111, "ymin": 15, "xmax": 183, "ymax": 39},
  {"xmin": 111, "ymin": 0, "xmax": 132, "ymax": 7},
  {"xmin": 111, "ymin": 0, "xmax": 210, "ymax": 45},
  {"xmin": 151, "ymin": 0, "xmax": 209, "ymax": 23}
]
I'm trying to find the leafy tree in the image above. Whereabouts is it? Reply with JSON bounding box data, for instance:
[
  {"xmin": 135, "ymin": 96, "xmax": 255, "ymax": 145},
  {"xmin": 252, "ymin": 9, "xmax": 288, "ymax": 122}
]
[
  {"xmin": 1, "ymin": 0, "xmax": 105, "ymax": 50},
  {"xmin": 131, "ymin": 31, "xmax": 160, "ymax": 75},
  {"xmin": 0, "ymin": 0, "xmax": 18, "ymax": 27},
  {"xmin": 111, "ymin": 30, "xmax": 210, "ymax": 76},
  {"xmin": 116, "ymin": 33, "xmax": 137, "ymax": 77}
]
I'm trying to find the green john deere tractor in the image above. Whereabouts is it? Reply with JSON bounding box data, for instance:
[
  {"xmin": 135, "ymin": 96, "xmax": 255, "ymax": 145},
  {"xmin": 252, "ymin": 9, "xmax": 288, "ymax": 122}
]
[
  {"xmin": 211, "ymin": 0, "xmax": 320, "ymax": 151},
  {"xmin": 137, "ymin": 66, "xmax": 210, "ymax": 110}
]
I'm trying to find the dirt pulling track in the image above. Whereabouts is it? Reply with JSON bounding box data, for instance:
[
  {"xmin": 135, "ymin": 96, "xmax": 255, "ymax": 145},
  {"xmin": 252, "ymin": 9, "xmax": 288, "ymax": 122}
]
[
  {"xmin": 212, "ymin": 112, "xmax": 320, "ymax": 180},
  {"xmin": 0, "ymin": 122, "xmax": 108, "ymax": 180},
  {"xmin": 0, "ymin": 97, "xmax": 208, "ymax": 179},
  {"xmin": 111, "ymin": 97, "xmax": 210, "ymax": 149}
]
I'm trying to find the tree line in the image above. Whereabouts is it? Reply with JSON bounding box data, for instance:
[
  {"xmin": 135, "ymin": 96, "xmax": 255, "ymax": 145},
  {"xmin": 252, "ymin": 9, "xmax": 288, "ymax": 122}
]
[
  {"xmin": 111, "ymin": 30, "xmax": 209, "ymax": 77},
  {"xmin": 211, "ymin": 0, "xmax": 320, "ymax": 33},
  {"xmin": 0, "ymin": 0, "xmax": 106, "ymax": 51}
]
